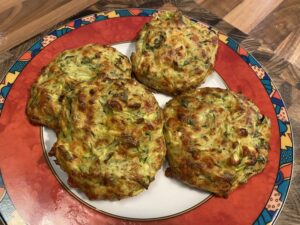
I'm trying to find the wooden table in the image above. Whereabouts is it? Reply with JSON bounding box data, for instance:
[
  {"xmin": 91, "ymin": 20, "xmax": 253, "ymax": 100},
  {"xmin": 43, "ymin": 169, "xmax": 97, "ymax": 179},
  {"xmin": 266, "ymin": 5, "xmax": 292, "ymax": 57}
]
[{"xmin": 0, "ymin": 1, "xmax": 299, "ymax": 224}]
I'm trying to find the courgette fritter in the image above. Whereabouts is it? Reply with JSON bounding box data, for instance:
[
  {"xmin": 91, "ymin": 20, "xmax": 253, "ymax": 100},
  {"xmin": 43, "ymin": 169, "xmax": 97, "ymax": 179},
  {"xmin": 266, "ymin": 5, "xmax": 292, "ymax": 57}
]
[
  {"xmin": 49, "ymin": 78, "xmax": 166, "ymax": 200},
  {"xmin": 163, "ymin": 88, "xmax": 271, "ymax": 197},
  {"xmin": 27, "ymin": 44, "xmax": 131, "ymax": 131},
  {"xmin": 131, "ymin": 11, "xmax": 218, "ymax": 95}
]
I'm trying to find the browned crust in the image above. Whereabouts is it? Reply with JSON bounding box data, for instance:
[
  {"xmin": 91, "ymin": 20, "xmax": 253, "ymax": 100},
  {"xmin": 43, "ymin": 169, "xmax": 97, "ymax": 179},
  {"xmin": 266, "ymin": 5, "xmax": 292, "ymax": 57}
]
[
  {"xmin": 163, "ymin": 87, "xmax": 271, "ymax": 197},
  {"xmin": 50, "ymin": 78, "xmax": 166, "ymax": 200},
  {"xmin": 131, "ymin": 11, "xmax": 219, "ymax": 95}
]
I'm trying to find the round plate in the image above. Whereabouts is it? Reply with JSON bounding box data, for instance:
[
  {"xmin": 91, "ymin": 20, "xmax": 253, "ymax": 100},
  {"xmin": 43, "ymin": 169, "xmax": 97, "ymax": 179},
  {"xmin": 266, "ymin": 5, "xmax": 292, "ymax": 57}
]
[
  {"xmin": 41, "ymin": 41, "xmax": 227, "ymax": 220},
  {"xmin": 0, "ymin": 9, "xmax": 293, "ymax": 225}
]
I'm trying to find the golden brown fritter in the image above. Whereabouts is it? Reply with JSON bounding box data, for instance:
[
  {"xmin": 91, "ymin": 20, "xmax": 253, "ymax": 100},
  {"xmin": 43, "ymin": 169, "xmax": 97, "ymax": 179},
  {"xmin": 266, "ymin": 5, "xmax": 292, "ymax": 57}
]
[
  {"xmin": 131, "ymin": 11, "xmax": 218, "ymax": 95},
  {"xmin": 163, "ymin": 88, "xmax": 271, "ymax": 197},
  {"xmin": 49, "ymin": 78, "xmax": 166, "ymax": 200},
  {"xmin": 27, "ymin": 44, "xmax": 131, "ymax": 131}
]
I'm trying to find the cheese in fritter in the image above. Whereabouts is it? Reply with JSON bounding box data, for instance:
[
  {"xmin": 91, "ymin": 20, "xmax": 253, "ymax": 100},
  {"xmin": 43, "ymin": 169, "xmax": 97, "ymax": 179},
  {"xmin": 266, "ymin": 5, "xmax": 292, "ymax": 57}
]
[
  {"xmin": 49, "ymin": 78, "xmax": 166, "ymax": 200},
  {"xmin": 27, "ymin": 44, "xmax": 131, "ymax": 131},
  {"xmin": 163, "ymin": 88, "xmax": 271, "ymax": 197},
  {"xmin": 131, "ymin": 11, "xmax": 218, "ymax": 95}
]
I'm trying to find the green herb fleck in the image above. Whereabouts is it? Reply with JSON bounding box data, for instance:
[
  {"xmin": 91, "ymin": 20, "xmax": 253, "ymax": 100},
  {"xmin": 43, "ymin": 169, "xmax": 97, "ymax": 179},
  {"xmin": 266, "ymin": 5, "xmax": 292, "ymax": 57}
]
[
  {"xmin": 257, "ymin": 156, "xmax": 266, "ymax": 163},
  {"xmin": 81, "ymin": 57, "xmax": 91, "ymax": 64},
  {"xmin": 180, "ymin": 98, "xmax": 189, "ymax": 108},
  {"xmin": 187, "ymin": 118, "xmax": 195, "ymax": 126}
]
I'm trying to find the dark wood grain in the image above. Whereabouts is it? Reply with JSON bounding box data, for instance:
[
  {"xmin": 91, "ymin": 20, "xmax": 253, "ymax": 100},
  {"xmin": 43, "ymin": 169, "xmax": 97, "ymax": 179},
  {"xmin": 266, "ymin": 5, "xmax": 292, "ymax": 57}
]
[
  {"xmin": 0, "ymin": 0, "xmax": 71, "ymax": 33},
  {"xmin": 223, "ymin": 0, "xmax": 284, "ymax": 34},
  {"xmin": 198, "ymin": 0, "xmax": 242, "ymax": 18},
  {"xmin": 250, "ymin": 0, "xmax": 300, "ymax": 51},
  {"xmin": 0, "ymin": 0, "xmax": 99, "ymax": 53},
  {"xmin": 275, "ymin": 27, "xmax": 300, "ymax": 67}
]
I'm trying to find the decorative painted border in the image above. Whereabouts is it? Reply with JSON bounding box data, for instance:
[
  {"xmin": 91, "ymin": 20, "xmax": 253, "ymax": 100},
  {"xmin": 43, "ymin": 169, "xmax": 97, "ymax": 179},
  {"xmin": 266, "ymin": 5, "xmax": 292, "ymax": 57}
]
[
  {"xmin": 0, "ymin": 8, "xmax": 293, "ymax": 225},
  {"xmin": 0, "ymin": 171, "xmax": 26, "ymax": 224},
  {"xmin": 219, "ymin": 33, "xmax": 293, "ymax": 225}
]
